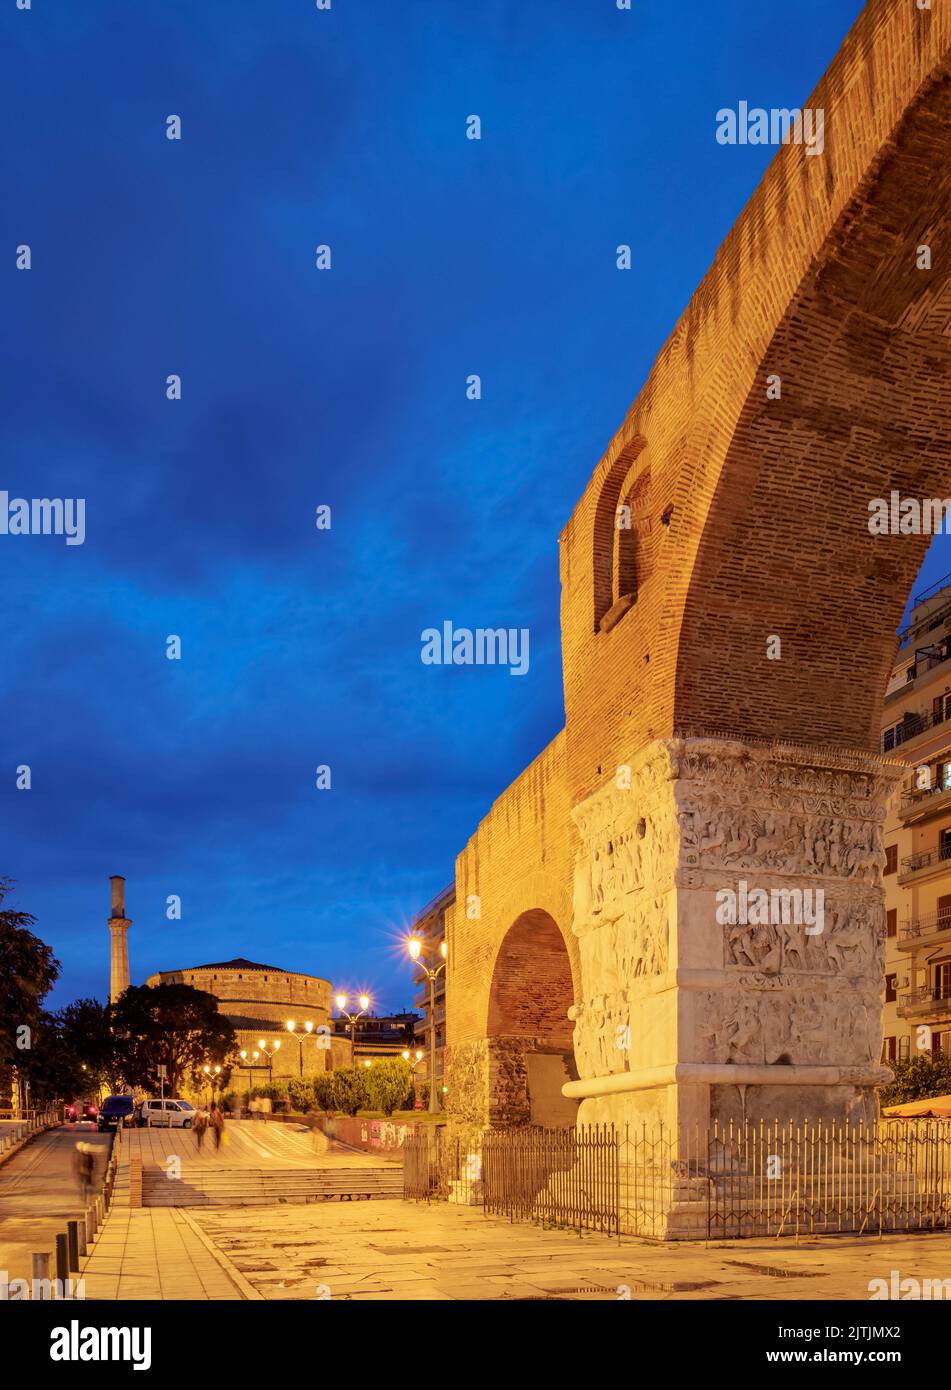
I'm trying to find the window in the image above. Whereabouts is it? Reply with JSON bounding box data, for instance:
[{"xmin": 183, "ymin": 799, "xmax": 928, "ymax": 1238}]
[
  {"xmin": 934, "ymin": 962, "xmax": 951, "ymax": 999},
  {"xmin": 882, "ymin": 1036, "xmax": 897, "ymax": 1062},
  {"xmin": 941, "ymin": 830, "xmax": 951, "ymax": 860},
  {"xmin": 898, "ymin": 1036, "xmax": 911, "ymax": 1062},
  {"xmin": 591, "ymin": 446, "xmax": 650, "ymax": 631},
  {"xmin": 884, "ymin": 845, "xmax": 898, "ymax": 875},
  {"xmin": 885, "ymin": 974, "xmax": 897, "ymax": 1003},
  {"xmin": 938, "ymin": 895, "xmax": 951, "ymax": 926},
  {"xmin": 886, "ymin": 909, "xmax": 897, "ymax": 938},
  {"xmin": 934, "ymin": 1030, "xmax": 951, "ymax": 1055}
]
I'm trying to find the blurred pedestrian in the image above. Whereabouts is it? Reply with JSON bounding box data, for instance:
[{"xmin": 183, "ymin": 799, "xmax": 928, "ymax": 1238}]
[
  {"xmin": 193, "ymin": 1108, "xmax": 208, "ymax": 1151},
  {"xmin": 74, "ymin": 1142, "xmax": 94, "ymax": 1204},
  {"xmin": 209, "ymin": 1103, "xmax": 225, "ymax": 1152}
]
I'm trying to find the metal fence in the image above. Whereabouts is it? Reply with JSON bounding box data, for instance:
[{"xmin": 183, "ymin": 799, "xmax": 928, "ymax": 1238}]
[
  {"xmin": 404, "ymin": 1118, "xmax": 951, "ymax": 1241},
  {"xmin": 483, "ymin": 1125, "xmax": 619, "ymax": 1236}
]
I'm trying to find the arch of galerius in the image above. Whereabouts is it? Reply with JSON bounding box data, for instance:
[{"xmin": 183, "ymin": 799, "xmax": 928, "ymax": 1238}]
[{"xmin": 445, "ymin": 0, "xmax": 951, "ymax": 1150}]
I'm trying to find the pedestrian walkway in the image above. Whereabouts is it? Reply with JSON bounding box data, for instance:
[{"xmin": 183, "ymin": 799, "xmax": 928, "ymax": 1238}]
[
  {"xmin": 79, "ymin": 1207, "xmax": 262, "ymax": 1300},
  {"xmin": 124, "ymin": 1120, "xmax": 398, "ymax": 1169},
  {"xmin": 77, "ymin": 1189, "xmax": 951, "ymax": 1300}
]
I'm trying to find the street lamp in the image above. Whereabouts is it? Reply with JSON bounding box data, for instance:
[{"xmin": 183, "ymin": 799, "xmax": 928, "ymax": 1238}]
[
  {"xmin": 257, "ymin": 1038, "xmax": 281, "ymax": 1084},
  {"xmin": 402, "ymin": 1048, "xmax": 426, "ymax": 1106},
  {"xmin": 407, "ymin": 937, "xmax": 447, "ymax": 1113},
  {"xmin": 202, "ymin": 1064, "xmax": 222, "ymax": 1108},
  {"xmin": 335, "ymin": 993, "xmax": 370, "ymax": 1057},
  {"xmin": 238, "ymin": 1049, "xmax": 261, "ymax": 1113},
  {"xmin": 285, "ymin": 1019, "xmax": 316, "ymax": 1077}
]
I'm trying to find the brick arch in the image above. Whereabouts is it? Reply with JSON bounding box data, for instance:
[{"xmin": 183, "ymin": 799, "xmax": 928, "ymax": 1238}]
[
  {"xmin": 560, "ymin": 4, "xmax": 951, "ymax": 803},
  {"xmin": 487, "ymin": 908, "xmax": 575, "ymax": 1042},
  {"xmin": 484, "ymin": 908, "xmax": 580, "ymax": 1128},
  {"xmin": 672, "ymin": 62, "xmax": 951, "ymax": 749}
]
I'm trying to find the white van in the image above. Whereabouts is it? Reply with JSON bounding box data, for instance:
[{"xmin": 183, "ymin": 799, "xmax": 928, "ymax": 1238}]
[{"xmin": 136, "ymin": 1098, "xmax": 195, "ymax": 1129}]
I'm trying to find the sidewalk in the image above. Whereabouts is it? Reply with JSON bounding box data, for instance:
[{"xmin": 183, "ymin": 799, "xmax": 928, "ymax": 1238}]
[
  {"xmin": 80, "ymin": 1207, "xmax": 262, "ymax": 1300},
  {"xmin": 78, "ymin": 1190, "xmax": 951, "ymax": 1301}
]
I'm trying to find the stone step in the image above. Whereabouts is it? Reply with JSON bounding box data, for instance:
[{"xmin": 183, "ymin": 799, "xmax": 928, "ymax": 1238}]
[{"xmin": 140, "ymin": 1166, "xmax": 402, "ymax": 1207}]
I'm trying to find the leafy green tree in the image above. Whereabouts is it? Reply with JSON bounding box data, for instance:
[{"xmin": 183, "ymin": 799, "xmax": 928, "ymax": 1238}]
[
  {"xmin": 22, "ymin": 999, "xmax": 117, "ymax": 1103},
  {"xmin": 0, "ymin": 880, "xmax": 59, "ymax": 1103},
  {"xmin": 312, "ymin": 1072, "xmax": 335, "ymax": 1111},
  {"xmin": 110, "ymin": 983, "xmax": 236, "ymax": 1094},
  {"xmin": 287, "ymin": 1077, "xmax": 315, "ymax": 1113},
  {"xmin": 880, "ymin": 1052, "xmax": 951, "ymax": 1107},
  {"xmin": 365, "ymin": 1058, "xmax": 413, "ymax": 1115},
  {"xmin": 328, "ymin": 1066, "xmax": 369, "ymax": 1116}
]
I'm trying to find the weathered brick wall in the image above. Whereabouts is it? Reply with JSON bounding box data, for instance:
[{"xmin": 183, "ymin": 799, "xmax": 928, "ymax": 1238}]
[
  {"xmin": 447, "ymin": 0, "xmax": 951, "ymax": 1132},
  {"xmin": 559, "ymin": 0, "xmax": 951, "ymax": 806},
  {"xmin": 449, "ymin": 733, "xmax": 577, "ymax": 1047}
]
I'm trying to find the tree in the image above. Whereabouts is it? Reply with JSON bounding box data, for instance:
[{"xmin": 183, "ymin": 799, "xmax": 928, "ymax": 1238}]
[
  {"xmin": 23, "ymin": 999, "xmax": 117, "ymax": 1103},
  {"xmin": 287, "ymin": 1077, "xmax": 315, "ymax": 1113},
  {"xmin": 328, "ymin": 1066, "xmax": 369, "ymax": 1116},
  {"xmin": 365, "ymin": 1058, "xmax": 413, "ymax": 1115},
  {"xmin": 880, "ymin": 1052, "xmax": 951, "ymax": 1107},
  {"xmin": 109, "ymin": 983, "xmax": 236, "ymax": 1094},
  {"xmin": 0, "ymin": 879, "xmax": 59, "ymax": 1104}
]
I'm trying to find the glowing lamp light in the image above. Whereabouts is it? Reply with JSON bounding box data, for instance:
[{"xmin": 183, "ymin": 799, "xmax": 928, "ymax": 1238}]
[
  {"xmin": 359, "ymin": 994, "xmax": 370, "ymax": 1012},
  {"xmin": 407, "ymin": 937, "xmax": 422, "ymax": 961},
  {"xmin": 335, "ymin": 994, "xmax": 347, "ymax": 1011}
]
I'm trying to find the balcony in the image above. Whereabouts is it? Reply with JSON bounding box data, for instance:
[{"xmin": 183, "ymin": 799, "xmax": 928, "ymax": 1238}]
[
  {"xmin": 897, "ymin": 988, "xmax": 951, "ymax": 1020},
  {"xmin": 899, "ymin": 781, "xmax": 951, "ymax": 825},
  {"xmin": 898, "ymin": 843, "xmax": 951, "ymax": 883},
  {"xmin": 897, "ymin": 913, "xmax": 951, "ymax": 952},
  {"xmin": 883, "ymin": 702, "xmax": 951, "ymax": 753}
]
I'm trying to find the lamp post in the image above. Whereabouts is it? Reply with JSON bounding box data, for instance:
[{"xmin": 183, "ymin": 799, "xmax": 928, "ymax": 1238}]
[
  {"xmin": 201, "ymin": 1064, "xmax": 222, "ymax": 1108},
  {"xmin": 238, "ymin": 1050, "xmax": 261, "ymax": 1114},
  {"xmin": 402, "ymin": 1048, "xmax": 426, "ymax": 1107},
  {"xmin": 257, "ymin": 1038, "xmax": 281, "ymax": 1085},
  {"xmin": 334, "ymin": 993, "xmax": 370, "ymax": 1059},
  {"xmin": 407, "ymin": 937, "xmax": 447, "ymax": 1113},
  {"xmin": 285, "ymin": 1019, "xmax": 316, "ymax": 1077}
]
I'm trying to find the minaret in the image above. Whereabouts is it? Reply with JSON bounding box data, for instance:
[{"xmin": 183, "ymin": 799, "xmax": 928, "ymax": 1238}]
[{"xmin": 108, "ymin": 875, "xmax": 132, "ymax": 1004}]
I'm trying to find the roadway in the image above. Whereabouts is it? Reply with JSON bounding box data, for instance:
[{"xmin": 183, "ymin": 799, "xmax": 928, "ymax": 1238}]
[{"xmin": 0, "ymin": 1121, "xmax": 111, "ymax": 1288}]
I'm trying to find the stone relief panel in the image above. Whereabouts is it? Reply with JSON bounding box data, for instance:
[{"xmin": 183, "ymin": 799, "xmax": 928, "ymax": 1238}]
[
  {"xmin": 722, "ymin": 896, "xmax": 883, "ymax": 979},
  {"xmin": 694, "ymin": 983, "xmax": 882, "ymax": 1068},
  {"xmin": 568, "ymin": 737, "xmax": 901, "ymax": 1083}
]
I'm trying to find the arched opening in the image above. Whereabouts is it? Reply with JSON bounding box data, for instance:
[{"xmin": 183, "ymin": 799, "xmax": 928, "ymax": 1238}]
[
  {"xmin": 486, "ymin": 909, "xmax": 579, "ymax": 1128},
  {"xmin": 591, "ymin": 439, "xmax": 646, "ymax": 631}
]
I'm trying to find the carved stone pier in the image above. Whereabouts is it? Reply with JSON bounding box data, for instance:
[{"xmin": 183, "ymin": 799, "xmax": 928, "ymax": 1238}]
[{"xmin": 564, "ymin": 736, "xmax": 903, "ymax": 1142}]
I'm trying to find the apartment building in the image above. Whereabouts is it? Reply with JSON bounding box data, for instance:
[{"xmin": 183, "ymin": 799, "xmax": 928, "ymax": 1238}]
[
  {"xmin": 881, "ymin": 574, "xmax": 951, "ymax": 1065},
  {"xmin": 410, "ymin": 884, "xmax": 453, "ymax": 1102}
]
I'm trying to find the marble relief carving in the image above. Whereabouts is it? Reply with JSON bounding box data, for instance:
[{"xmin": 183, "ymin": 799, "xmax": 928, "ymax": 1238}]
[{"xmin": 569, "ymin": 737, "xmax": 902, "ymax": 1082}]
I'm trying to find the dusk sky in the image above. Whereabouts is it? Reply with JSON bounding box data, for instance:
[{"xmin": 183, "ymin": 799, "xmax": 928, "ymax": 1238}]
[{"xmin": 4, "ymin": 0, "xmax": 947, "ymax": 1014}]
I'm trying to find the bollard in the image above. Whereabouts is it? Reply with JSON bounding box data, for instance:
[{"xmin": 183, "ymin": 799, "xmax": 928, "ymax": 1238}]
[
  {"xmin": 78, "ymin": 1219, "xmax": 87, "ymax": 1258},
  {"xmin": 31, "ymin": 1252, "xmax": 51, "ymax": 1299},
  {"xmin": 86, "ymin": 1208, "xmax": 95, "ymax": 1245},
  {"xmin": 55, "ymin": 1233, "xmax": 69, "ymax": 1286},
  {"xmin": 95, "ymin": 1196, "xmax": 103, "ymax": 1229},
  {"xmin": 66, "ymin": 1220, "xmax": 79, "ymax": 1272}
]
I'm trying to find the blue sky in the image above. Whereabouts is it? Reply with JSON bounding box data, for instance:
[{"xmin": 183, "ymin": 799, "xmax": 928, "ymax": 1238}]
[{"xmin": 4, "ymin": 0, "xmax": 946, "ymax": 1013}]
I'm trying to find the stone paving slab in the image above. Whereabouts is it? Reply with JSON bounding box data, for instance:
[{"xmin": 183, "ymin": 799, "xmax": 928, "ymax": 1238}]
[
  {"xmin": 75, "ymin": 1190, "xmax": 951, "ymax": 1301},
  {"xmin": 189, "ymin": 1199, "xmax": 951, "ymax": 1301}
]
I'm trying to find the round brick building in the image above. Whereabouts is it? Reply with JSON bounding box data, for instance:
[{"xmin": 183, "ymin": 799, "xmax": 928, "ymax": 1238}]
[{"xmin": 146, "ymin": 957, "xmax": 349, "ymax": 1080}]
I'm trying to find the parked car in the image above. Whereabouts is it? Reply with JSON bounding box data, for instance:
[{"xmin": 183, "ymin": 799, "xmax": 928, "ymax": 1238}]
[
  {"xmin": 97, "ymin": 1095, "xmax": 136, "ymax": 1131},
  {"xmin": 135, "ymin": 1098, "xmax": 195, "ymax": 1129},
  {"xmin": 65, "ymin": 1100, "xmax": 99, "ymax": 1123}
]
